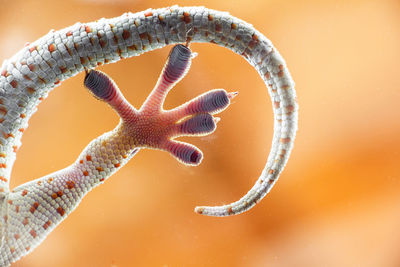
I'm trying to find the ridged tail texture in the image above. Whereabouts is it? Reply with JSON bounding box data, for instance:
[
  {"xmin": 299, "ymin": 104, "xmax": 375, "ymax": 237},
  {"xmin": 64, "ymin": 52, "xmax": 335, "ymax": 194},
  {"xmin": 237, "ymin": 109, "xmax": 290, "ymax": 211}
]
[{"xmin": 0, "ymin": 5, "xmax": 297, "ymax": 266}]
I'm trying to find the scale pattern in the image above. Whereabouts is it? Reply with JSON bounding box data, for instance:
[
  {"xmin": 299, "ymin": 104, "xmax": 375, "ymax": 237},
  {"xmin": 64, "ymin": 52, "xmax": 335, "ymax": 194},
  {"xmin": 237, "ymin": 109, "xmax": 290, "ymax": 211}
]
[{"xmin": 0, "ymin": 6, "xmax": 297, "ymax": 265}]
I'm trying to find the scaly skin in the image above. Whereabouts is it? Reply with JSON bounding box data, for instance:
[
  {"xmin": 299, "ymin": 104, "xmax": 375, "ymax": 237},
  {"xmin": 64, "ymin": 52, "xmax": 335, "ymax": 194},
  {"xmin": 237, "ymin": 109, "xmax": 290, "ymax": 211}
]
[{"xmin": 0, "ymin": 6, "xmax": 297, "ymax": 266}]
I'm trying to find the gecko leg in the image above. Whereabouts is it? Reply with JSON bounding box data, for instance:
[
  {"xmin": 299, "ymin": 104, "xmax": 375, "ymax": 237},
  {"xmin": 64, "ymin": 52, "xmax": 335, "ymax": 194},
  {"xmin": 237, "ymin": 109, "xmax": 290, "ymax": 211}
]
[
  {"xmin": 0, "ymin": 44, "xmax": 236, "ymax": 266},
  {"xmin": 84, "ymin": 44, "xmax": 237, "ymax": 165}
]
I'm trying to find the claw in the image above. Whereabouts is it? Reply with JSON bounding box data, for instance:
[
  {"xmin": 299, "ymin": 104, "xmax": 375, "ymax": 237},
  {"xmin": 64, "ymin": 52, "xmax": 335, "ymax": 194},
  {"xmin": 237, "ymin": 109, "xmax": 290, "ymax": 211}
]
[
  {"xmin": 228, "ymin": 91, "xmax": 238, "ymax": 100},
  {"xmin": 191, "ymin": 52, "xmax": 198, "ymax": 59}
]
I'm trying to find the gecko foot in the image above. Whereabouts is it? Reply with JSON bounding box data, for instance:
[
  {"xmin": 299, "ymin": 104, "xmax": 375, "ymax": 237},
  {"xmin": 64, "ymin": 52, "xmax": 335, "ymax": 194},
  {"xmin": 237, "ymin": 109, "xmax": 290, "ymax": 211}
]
[{"xmin": 84, "ymin": 44, "xmax": 237, "ymax": 166}]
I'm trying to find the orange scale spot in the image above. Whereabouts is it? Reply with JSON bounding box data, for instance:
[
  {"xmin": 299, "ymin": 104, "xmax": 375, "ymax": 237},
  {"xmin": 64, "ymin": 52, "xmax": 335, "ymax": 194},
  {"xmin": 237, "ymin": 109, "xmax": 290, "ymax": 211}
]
[
  {"xmin": 79, "ymin": 160, "xmax": 83, "ymax": 164},
  {"xmin": 54, "ymin": 80, "xmax": 60, "ymax": 85},
  {"xmin": 13, "ymin": 146, "xmax": 18, "ymax": 152},
  {"xmin": 122, "ymin": 30, "xmax": 130, "ymax": 40},
  {"xmin": 83, "ymin": 171, "xmax": 89, "ymax": 176},
  {"xmin": 66, "ymin": 31, "xmax": 73, "ymax": 37},
  {"xmin": 10, "ymin": 247, "xmax": 15, "ymax": 253},
  {"xmin": 208, "ymin": 14, "xmax": 214, "ymax": 21},
  {"xmin": 66, "ymin": 180, "xmax": 75, "ymax": 189},
  {"xmin": 97, "ymin": 62, "xmax": 103, "ymax": 66},
  {"xmin": 144, "ymin": 11, "xmax": 153, "ymax": 17},
  {"xmin": 30, "ymin": 229, "xmax": 37, "ymax": 238},
  {"xmin": 227, "ymin": 207, "xmax": 233, "ymax": 215},
  {"xmin": 268, "ymin": 169, "xmax": 275, "ymax": 175},
  {"xmin": 99, "ymin": 178, "xmax": 105, "ymax": 182},
  {"xmin": 57, "ymin": 191, "xmax": 63, "ymax": 197},
  {"xmin": 0, "ymin": 187, "xmax": 4, "ymax": 193},
  {"xmin": 51, "ymin": 193, "xmax": 58, "ymax": 199},
  {"xmin": 139, "ymin": 33, "xmax": 147, "ymax": 40},
  {"xmin": 0, "ymin": 163, "xmax": 7, "ymax": 168},
  {"xmin": 113, "ymin": 36, "xmax": 119, "ymax": 44},
  {"xmin": 0, "ymin": 106, "xmax": 7, "ymax": 115},
  {"xmin": 48, "ymin": 177, "xmax": 53, "ymax": 183},
  {"xmin": 48, "ymin": 44, "xmax": 55, "ymax": 52},
  {"xmin": 114, "ymin": 163, "xmax": 120, "ymax": 168},
  {"xmin": 43, "ymin": 220, "xmax": 52, "ymax": 230},
  {"xmin": 2, "ymin": 132, "xmax": 14, "ymax": 139},
  {"xmin": 274, "ymin": 101, "xmax": 280, "ymax": 109},
  {"xmin": 85, "ymin": 25, "xmax": 91, "ymax": 33},
  {"xmin": 215, "ymin": 23, "xmax": 222, "ymax": 32},
  {"xmin": 116, "ymin": 48, "xmax": 122, "ymax": 57},
  {"xmin": 99, "ymin": 40, "xmax": 106, "ymax": 48},
  {"xmin": 279, "ymin": 137, "xmax": 291, "ymax": 144},
  {"xmin": 16, "ymin": 205, "xmax": 20, "ymax": 212},
  {"xmin": 86, "ymin": 155, "xmax": 92, "ymax": 161},
  {"xmin": 19, "ymin": 128, "xmax": 25, "ymax": 132},
  {"xmin": 57, "ymin": 207, "xmax": 65, "ymax": 216},
  {"xmin": 7, "ymin": 200, "xmax": 12, "ymax": 204},
  {"xmin": 25, "ymin": 247, "xmax": 30, "ymax": 251},
  {"xmin": 122, "ymin": 155, "xmax": 127, "ymax": 159},
  {"xmin": 29, "ymin": 46, "xmax": 37, "ymax": 53},
  {"xmin": 0, "ymin": 153, "xmax": 5, "ymax": 158},
  {"xmin": 38, "ymin": 97, "xmax": 44, "ymax": 101},
  {"xmin": 14, "ymin": 234, "xmax": 20, "ymax": 240},
  {"xmin": 183, "ymin": 13, "xmax": 191, "ymax": 23},
  {"xmin": 196, "ymin": 208, "xmax": 204, "ymax": 214},
  {"xmin": 278, "ymin": 70, "xmax": 284, "ymax": 78},
  {"xmin": 80, "ymin": 57, "xmax": 86, "ymax": 65},
  {"xmin": 0, "ymin": 176, "xmax": 7, "ymax": 182},
  {"xmin": 22, "ymin": 190, "xmax": 28, "ymax": 196},
  {"xmin": 59, "ymin": 66, "xmax": 67, "ymax": 74},
  {"xmin": 1, "ymin": 70, "xmax": 9, "ymax": 77},
  {"xmin": 28, "ymin": 64, "xmax": 35, "ymax": 71},
  {"xmin": 27, "ymin": 87, "xmax": 36, "ymax": 94},
  {"xmin": 96, "ymin": 167, "xmax": 104, "ymax": 172},
  {"xmin": 286, "ymin": 105, "xmax": 295, "ymax": 112},
  {"xmin": 231, "ymin": 23, "xmax": 237, "ymax": 30},
  {"xmin": 10, "ymin": 80, "xmax": 18, "ymax": 88}
]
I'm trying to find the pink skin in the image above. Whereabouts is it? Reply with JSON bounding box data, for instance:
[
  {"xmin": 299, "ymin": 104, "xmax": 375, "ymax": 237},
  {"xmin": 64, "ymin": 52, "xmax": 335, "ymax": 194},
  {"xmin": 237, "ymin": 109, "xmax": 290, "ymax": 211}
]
[{"xmin": 84, "ymin": 46, "xmax": 237, "ymax": 165}]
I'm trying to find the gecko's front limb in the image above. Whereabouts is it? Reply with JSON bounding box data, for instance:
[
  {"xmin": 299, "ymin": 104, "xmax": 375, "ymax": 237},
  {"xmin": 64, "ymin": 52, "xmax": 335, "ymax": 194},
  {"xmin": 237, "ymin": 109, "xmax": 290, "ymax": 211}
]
[
  {"xmin": 0, "ymin": 44, "xmax": 234, "ymax": 266},
  {"xmin": 84, "ymin": 44, "xmax": 235, "ymax": 165}
]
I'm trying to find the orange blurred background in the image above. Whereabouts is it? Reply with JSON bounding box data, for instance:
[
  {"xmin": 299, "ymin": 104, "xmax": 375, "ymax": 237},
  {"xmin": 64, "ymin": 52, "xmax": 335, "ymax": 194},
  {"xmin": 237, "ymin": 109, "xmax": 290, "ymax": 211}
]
[{"xmin": 1, "ymin": 0, "xmax": 400, "ymax": 266}]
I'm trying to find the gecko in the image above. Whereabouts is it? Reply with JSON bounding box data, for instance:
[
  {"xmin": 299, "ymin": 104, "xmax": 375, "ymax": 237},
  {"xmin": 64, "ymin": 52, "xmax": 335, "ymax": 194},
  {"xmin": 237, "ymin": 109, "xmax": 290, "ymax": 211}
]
[{"xmin": 0, "ymin": 6, "xmax": 297, "ymax": 266}]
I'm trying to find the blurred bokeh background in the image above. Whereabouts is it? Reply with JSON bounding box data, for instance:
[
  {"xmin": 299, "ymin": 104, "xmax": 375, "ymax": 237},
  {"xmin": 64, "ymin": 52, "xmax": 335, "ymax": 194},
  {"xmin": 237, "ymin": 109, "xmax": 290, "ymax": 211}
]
[{"xmin": 1, "ymin": 0, "xmax": 400, "ymax": 266}]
